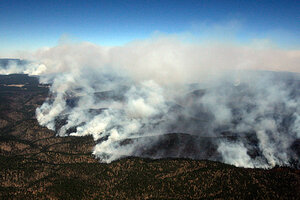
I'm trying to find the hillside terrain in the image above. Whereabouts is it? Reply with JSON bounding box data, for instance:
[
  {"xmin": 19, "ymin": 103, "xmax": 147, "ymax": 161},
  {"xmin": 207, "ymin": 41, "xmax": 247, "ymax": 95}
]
[{"xmin": 0, "ymin": 74, "xmax": 299, "ymax": 199}]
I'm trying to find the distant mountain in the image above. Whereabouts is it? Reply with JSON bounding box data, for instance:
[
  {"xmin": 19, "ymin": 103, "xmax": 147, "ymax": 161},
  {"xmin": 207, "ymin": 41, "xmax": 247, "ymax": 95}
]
[{"xmin": 0, "ymin": 58, "xmax": 28, "ymax": 68}]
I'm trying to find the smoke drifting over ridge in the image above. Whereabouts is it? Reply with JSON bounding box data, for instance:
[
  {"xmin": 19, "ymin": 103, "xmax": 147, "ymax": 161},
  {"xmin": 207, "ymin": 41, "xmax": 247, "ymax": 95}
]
[{"xmin": 2, "ymin": 37, "xmax": 300, "ymax": 168}]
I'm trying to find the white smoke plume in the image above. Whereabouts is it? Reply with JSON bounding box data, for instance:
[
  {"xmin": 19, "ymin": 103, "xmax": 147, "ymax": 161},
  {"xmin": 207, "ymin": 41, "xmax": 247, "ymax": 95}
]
[
  {"xmin": 0, "ymin": 59, "xmax": 47, "ymax": 75},
  {"xmin": 2, "ymin": 37, "xmax": 300, "ymax": 168}
]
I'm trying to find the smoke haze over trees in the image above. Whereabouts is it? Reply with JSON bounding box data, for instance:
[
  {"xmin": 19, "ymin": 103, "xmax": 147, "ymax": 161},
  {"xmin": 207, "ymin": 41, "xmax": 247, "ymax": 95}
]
[{"xmin": 1, "ymin": 37, "xmax": 300, "ymax": 168}]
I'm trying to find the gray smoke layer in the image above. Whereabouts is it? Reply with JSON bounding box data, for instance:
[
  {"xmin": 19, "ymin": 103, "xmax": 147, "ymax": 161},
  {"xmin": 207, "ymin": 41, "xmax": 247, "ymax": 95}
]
[{"xmin": 3, "ymin": 38, "xmax": 300, "ymax": 168}]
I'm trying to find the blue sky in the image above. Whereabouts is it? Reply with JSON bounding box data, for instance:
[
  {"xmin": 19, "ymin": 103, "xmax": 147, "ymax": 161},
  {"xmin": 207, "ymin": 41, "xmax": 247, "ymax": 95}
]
[{"xmin": 0, "ymin": 0, "xmax": 299, "ymax": 53}]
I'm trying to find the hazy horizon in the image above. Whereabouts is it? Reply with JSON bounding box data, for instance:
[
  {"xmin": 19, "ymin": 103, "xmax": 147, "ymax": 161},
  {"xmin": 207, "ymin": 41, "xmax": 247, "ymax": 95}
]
[{"xmin": 1, "ymin": 0, "xmax": 299, "ymax": 55}]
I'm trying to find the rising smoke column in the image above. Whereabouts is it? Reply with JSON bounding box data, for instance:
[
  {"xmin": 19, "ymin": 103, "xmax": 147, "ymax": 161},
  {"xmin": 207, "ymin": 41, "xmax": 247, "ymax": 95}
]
[{"xmin": 2, "ymin": 38, "xmax": 300, "ymax": 168}]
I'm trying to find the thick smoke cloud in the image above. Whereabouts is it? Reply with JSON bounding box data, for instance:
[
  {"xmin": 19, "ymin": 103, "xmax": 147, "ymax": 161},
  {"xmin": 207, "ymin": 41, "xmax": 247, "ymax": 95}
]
[{"xmin": 2, "ymin": 37, "xmax": 300, "ymax": 168}]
